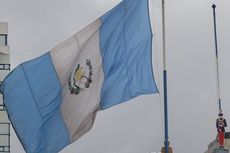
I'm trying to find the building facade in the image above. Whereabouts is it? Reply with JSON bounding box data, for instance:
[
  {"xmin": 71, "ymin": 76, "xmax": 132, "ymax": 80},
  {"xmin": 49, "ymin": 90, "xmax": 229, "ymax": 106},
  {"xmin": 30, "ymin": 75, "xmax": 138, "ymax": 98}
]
[{"xmin": 0, "ymin": 22, "xmax": 10, "ymax": 153}]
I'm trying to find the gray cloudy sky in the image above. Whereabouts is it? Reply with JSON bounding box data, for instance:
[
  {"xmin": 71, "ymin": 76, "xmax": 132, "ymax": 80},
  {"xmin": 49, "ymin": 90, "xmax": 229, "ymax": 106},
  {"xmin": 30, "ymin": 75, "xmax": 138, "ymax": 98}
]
[{"xmin": 1, "ymin": 0, "xmax": 230, "ymax": 153}]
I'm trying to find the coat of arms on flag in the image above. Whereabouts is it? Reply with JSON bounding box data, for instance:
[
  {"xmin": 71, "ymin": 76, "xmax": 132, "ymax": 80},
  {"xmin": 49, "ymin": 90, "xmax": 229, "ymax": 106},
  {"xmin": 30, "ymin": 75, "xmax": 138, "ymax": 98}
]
[{"xmin": 68, "ymin": 59, "xmax": 93, "ymax": 95}]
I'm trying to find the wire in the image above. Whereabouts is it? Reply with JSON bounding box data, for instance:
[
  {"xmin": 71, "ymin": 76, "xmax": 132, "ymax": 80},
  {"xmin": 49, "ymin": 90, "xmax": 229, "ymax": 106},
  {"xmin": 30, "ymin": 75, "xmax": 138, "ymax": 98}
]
[{"xmin": 149, "ymin": 0, "xmax": 164, "ymax": 141}]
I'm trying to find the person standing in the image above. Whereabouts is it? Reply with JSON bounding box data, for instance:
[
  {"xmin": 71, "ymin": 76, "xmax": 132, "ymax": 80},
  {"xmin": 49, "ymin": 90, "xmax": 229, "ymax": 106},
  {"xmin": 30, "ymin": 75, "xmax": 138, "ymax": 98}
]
[{"xmin": 216, "ymin": 112, "xmax": 227, "ymax": 148}]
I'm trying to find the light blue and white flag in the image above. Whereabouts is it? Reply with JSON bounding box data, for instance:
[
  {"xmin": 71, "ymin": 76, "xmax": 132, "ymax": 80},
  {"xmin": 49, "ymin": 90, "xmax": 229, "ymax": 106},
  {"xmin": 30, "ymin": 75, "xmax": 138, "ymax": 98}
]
[{"xmin": 0, "ymin": 0, "xmax": 158, "ymax": 152}]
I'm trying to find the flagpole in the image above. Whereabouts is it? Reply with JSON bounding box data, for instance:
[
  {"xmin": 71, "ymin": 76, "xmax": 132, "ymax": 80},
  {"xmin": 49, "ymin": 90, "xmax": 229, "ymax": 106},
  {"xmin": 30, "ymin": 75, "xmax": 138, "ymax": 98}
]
[
  {"xmin": 212, "ymin": 4, "xmax": 222, "ymax": 113},
  {"xmin": 162, "ymin": 0, "xmax": 170, "ymax": 153}
]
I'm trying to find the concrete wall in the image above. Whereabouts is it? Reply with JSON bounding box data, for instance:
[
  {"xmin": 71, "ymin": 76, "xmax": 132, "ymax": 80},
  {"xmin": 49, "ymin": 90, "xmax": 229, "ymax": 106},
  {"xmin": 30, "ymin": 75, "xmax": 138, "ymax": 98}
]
[
  {"xmin": 225, "ymin": 139, "xmax": 230, "ymax": 150},
  {"xmin": 205, "ymin": 138, "xmax": 230, "ymax": 153},
  {"xmin": 0, "ymin": 22, "xmax": 10, "ymax": 123},
  {"xmin": 0, "ymin": 22, "xmax": 10, "ymax": 153},
  {"xmin": 0, "ymin": 22, "xmax": 8, "ymax": 35}
]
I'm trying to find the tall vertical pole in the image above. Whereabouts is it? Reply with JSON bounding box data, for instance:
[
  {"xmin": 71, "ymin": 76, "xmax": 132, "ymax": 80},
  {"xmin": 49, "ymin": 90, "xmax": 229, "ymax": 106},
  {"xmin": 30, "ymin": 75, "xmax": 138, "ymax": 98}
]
[
  {"xmin": 162, "ymin": 0, "xmax": 169, "ymax": 153},
  {"xmin": 212, "ymin": 4, "xmax": 222, "ymax": 113}
]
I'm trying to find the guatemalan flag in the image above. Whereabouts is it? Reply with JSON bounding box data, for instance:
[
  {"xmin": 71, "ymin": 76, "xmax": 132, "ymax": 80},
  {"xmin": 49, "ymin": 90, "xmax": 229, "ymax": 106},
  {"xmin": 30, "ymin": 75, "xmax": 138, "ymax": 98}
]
[{"xmin": 0, "ymin": 0, "xmax": 158, "ymax": 152}]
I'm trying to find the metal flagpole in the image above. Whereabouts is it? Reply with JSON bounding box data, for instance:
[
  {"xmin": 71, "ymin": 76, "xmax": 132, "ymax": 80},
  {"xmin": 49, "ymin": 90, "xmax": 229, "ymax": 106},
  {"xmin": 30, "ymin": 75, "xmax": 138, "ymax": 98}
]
[
  {"xmin": 162, "ymin": 0, "xmax": 169, "ymax": 153},
  {"xmin": 212, "ymin": 4, "xmax": 222, "ymax": 113}
]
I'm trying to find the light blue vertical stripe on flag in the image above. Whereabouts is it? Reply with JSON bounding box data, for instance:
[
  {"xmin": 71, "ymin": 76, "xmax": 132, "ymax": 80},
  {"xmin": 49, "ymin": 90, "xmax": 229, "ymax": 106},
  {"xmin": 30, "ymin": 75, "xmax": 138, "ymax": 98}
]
[
  {"xmin": 99, "ymin": 0, "xmax": 158, "ymax": 110},
  {"xmin": 1, "ymin": 53, "xmax": 69, "ymax": 153}
]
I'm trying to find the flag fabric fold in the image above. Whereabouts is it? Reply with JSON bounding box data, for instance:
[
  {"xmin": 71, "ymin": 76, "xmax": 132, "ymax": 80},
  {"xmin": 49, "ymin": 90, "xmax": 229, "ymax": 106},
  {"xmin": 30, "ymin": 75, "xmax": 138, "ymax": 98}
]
[{"xmin": 0, "ymin": 0, "xmax": 158, "ymax": 152}]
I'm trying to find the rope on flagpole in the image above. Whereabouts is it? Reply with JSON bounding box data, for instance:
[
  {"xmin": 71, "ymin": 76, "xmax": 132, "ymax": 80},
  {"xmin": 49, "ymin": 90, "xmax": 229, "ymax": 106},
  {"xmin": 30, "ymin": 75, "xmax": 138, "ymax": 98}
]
[{"xmin": 149, "ymin": 0, "xmax": 164, "ymax": 140}]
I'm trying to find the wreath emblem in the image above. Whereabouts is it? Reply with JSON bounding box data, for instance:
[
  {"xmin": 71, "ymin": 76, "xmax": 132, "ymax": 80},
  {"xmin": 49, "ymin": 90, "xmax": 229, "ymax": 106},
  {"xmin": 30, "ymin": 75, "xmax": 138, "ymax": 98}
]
[{"xmin": 68, "ymin": 59, "xmax": 93, "ymax": 95}]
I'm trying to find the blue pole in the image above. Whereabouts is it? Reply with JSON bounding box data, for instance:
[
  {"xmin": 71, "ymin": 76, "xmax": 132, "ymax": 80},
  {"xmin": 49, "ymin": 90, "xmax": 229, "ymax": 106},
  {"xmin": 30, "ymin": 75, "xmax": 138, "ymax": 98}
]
[
  {"xmin": 163, "ymin": 70, "xmax": 169, "ymax": 153},
  {"xmin": 162, "ymin": 0, "xmax": 169, "ymax": 152}
]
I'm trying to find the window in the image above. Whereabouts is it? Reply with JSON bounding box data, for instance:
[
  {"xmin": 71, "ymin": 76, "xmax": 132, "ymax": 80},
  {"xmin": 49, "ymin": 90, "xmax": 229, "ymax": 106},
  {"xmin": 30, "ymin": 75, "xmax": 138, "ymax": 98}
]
[
  {"xmin": 0, "ymin": 64, "xmax": 10, "ymax": 70},
  {"xmin": 0, "ymin": 123, "xmax": 10, "ymax": 152},
  {"xmin": 0, "ymin": 35, "xmax": 7, "ymax": 46}
]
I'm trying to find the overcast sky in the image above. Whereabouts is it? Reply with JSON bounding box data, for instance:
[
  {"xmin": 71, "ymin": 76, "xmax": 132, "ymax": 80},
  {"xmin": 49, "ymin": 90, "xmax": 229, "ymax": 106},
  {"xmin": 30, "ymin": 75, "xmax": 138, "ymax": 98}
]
[{"xmin": 1, "ymin": 0, "xmax": 230, "ymax": 153}]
